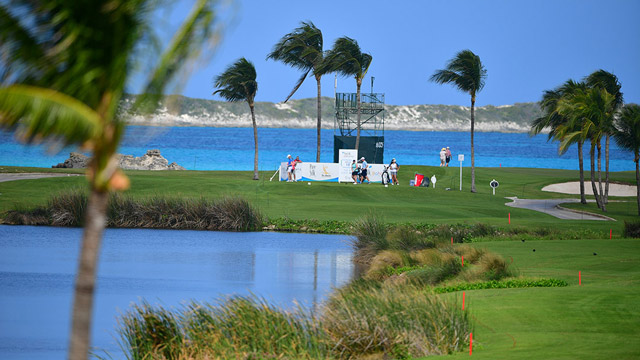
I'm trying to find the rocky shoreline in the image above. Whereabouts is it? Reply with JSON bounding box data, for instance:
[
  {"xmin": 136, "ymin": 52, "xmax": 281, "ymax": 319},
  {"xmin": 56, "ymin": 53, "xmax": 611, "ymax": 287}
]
[{"xmin": 53, "ymin": 150, "xmax": 185, "ymax": 170}]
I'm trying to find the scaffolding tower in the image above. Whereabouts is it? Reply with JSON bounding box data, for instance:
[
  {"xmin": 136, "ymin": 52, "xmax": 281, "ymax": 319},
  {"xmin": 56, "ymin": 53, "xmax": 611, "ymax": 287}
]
[
  {"xmin": 334, "ymin": 92, "xmax": 385, "ymax": 137},
  {"xmin": 333, "ymin": 92, "xmax": 385, "ymax": 163}
]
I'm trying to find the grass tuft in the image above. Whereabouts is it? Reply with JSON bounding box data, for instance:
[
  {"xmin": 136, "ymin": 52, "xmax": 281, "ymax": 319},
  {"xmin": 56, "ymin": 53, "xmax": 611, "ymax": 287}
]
[{"xmin": 322, "ymin": 283, "xmax": 472, "ymax": 358}]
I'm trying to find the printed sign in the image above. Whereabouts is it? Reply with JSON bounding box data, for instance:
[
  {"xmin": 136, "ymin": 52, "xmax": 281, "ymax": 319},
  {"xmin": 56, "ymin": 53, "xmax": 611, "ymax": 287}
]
[
  {"xmin": 338, "ymin": 149, "xmax": 358, "ymax": 183},
  {"xmin": 458, "ymin": 154, "xmax": 464, "ymax": 162},
  {"xmin": 279, "ymin": 161, "xmax": 388, "ymax": 182}
]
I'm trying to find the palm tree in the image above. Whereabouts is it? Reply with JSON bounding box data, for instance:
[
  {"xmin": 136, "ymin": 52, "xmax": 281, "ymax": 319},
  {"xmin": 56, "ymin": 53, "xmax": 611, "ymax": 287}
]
[
  {"xmin": 430, "ymin": 50, "xmax": 487, "ymax": 193},
  {"xmin": 323, "ymin": 37, "xmax": 372, "ymax": 152},
  {"xmin": 557, "ymin": 87, "xmax": 616, "ymax": 211},
  {"xmin": 530, "ymin": 80, "xmax": 588, "ymax": 204},
  {"xmin": 586, "ymin": 70, "xmax": 624, "ymax": 203},
  {"xmin": 0, "ymin": 1, "xmax": 217, "ymax": 359},
  {"xmin": 613, "ymin": 104, "xmax": 640, "ymax": 215},
  {"xmin": 213, "ymin": 58, "xmax": 259, "ymax": 180},
  {"xmin": 267, "ymin": 21, "xmax": 328, "ymax": 162}
]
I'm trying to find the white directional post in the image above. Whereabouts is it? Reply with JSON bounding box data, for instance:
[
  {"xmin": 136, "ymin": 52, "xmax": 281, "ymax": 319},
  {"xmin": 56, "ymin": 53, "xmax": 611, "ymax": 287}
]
[
  {"xmin": 490, "ymin": 179, "xmax": 499, "ymax": 195},
  {"xmin": 458, "ymin": 154, "xmax": 464, "ymax": 191}
]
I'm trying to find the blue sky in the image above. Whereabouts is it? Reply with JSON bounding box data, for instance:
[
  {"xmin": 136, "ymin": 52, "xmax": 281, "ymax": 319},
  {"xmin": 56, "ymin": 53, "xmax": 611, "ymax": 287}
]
[{"xmin": 148, "ymin": 0, "xmax": 640, "ymax": 106}]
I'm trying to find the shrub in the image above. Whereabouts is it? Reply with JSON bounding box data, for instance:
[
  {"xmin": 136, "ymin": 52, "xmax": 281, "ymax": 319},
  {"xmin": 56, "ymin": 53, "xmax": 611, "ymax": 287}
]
[
  {"xmin": 453, "ymin": 244, "xmax": 486, "ymax": 264},
  {"xmin": 411, "ymin": 248, "xmax": 443, "ymax": 267},
  {"xmin": 405, "ymin": 254, "xmax": 462, "ymax": 285},
  {"xmin": 477, "ymin": 253, "xmax": 513, "ymax": 281},
  {"xmin": 433, "ymin": 278, "xmax": 569, "ymax": 294},
  {"xmin": 322, "ymin": 284, "xmax": 472, "ymax": 358},
  {"xmin": 387, "ymin": 225, "xmax": 434, "ymax": 251},
  {"xmin": 366, "ymin": 250, "xmax": 407, "ymax": 280},
  {"xmin": 624, "ymin": 220, "xmax": 640, "ymax": 238}
]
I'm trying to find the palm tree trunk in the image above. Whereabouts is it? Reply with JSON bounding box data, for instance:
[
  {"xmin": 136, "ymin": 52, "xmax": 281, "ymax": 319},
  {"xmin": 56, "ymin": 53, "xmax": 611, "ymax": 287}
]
[
  {"xmin": 635, "ymin": 155, "xmax": 640, "ymax": 216},
  {"xmin": 597, "ymin": 140, "xmax": 606, "ymax": 212},
  {"xmin": 355, "ymin": 79, "xmax": 362, "ymax": 153},
  {"xmin": 590, "ymin": 143, "xmax": 602, "ymax": 209},
  {"xmin": 68, "ymin": 188, "xmax": 109, "ymax": 360},
  {"xmin": 315, "ymin": 75, "xmax": 322, "ymax": 162},
  {"xmin": 578, "ymin": 140, "xmax": 587, "ymax": 204},
  {"xmin": 249, "ymin": 102, "xmax": 259, "ymax": 180},
  {"xmin": 470, "ymin": 94, "xmax": 476, "ymax": 193},
  {"xmin": 604, "ymin": 134, "xmax": 610, "ymax": 204}
]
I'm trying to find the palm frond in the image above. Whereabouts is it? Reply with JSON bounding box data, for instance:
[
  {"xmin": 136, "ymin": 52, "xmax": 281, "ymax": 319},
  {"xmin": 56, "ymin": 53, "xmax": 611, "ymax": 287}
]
[
  {"xmin": 429, "ymin": 49, "xmax": 486, "ymax": 95},
  {"xmin": 558, "ymin": 130, "xmax": 583, "ymax": 155},
  {"xmin": 213, "ymin": 57, "xmax": 257, "ymax": 103},
  {"xmin": 0, "ymin": 5, "xmax": 47, "ymax": 83},
  {"xmin": 136, "ymin": 0, "xmax": 218, "ymax": 112},
  {"xmin": 613, "ymin": 104, "xmax": 640, "ymax": 158},
  {"xmin": 283, "ymin": 69, "xmax": 310, "ymax": 103},
  {"xmin": 324, "ymin": 37, "xmax": 372, "ymax": 80},
  {"xmin": 0, "ymin": 85, "xmax": 100, "ymax": 146},
  {"xmin": 585, "ymin": 69, "xmax": 624, "ymax": 109}
]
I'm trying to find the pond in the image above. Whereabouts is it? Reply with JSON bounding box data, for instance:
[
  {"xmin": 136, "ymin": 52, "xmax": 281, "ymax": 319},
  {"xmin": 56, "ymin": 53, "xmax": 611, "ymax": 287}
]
[{"xmin": 0, "ymin": 225, "xmax": 354, "ymax": 359}]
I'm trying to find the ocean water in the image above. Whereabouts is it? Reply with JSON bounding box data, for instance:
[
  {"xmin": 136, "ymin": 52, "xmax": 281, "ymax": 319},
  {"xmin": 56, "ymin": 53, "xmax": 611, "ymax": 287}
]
[{"xmin": 0, "ymin": 126, "xmax": 635, "ymax": 172}]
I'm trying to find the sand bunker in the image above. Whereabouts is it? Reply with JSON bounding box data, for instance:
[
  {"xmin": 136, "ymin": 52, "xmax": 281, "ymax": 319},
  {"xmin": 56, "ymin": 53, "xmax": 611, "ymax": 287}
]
[{"xmin": 542, "ymin": 181, "xmax": 636, "ymax": 197}]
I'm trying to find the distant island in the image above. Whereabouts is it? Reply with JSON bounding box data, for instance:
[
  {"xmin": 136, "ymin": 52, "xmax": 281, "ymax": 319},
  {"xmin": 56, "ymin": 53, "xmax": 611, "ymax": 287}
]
[{"xmin": 119, "ymin": 95, "xmax": 542, "ymax": 133}]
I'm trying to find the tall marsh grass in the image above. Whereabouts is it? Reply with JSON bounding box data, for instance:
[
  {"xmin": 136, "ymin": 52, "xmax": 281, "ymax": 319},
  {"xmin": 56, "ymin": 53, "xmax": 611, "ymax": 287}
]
[
  {"xmin": 119, "ymin": 296, "xmax": 331, "ymax": 359},
  {"xmin": 118, "ymin": 289, "xmax": 471, "ymax": 360},
  {"xmin": 323, "ymin": 283, "xmax": 472, "ymax": 359},
  {"xmin": 4, "ymin": 189, "xmax": 263, "ymax": 231}
]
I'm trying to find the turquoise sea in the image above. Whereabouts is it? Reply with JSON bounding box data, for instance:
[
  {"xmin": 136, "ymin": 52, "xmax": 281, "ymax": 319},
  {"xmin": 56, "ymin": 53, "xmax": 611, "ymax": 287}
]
[{"xmin": 0, "ymin": 126, "xmax": 635, "ymax": 172}]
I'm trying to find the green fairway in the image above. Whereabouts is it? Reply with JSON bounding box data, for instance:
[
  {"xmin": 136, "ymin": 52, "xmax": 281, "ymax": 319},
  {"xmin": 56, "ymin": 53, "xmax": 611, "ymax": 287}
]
[
  {"xmin": 1, "ymin": 166, "xmax": 636, "ymax": 235},
  {"xmin": 428, "ymin": 238, "xmax": 640, "ymax": 359}
]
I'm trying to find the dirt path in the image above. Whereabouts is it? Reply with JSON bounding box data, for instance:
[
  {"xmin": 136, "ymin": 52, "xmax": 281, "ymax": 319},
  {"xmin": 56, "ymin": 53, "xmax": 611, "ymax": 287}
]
[
  {"xmin": 505, "ymin": 197, "xmax": 614, "ymax": 221},
  {"xmin": 0, "ymin": 173, "xmax": 81, "ymax": 183}
]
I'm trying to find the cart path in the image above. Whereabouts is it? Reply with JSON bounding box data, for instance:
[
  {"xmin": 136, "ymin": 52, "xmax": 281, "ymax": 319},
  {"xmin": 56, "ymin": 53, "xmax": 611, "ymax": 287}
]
[
  {"xmin": 0, "ymin": 173, "xmax": 81, "ymax": 183},
  {"xmin": 505, "ymin": 197, "xmax": 615, "ymax": 221}
]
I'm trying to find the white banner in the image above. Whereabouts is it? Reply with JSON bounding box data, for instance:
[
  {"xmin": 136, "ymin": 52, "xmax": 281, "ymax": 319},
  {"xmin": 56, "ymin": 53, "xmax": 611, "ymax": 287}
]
[
  {"xmin": 280, "ymin": 162, "xmax": 340, "ymax": 182},
  {"xmin": 338, "ymin": 149, "xmax": 358, "ymax": 183},
  {"xmin": 279, "ymin": 160, "xmax": 388, "ymax": 183}
]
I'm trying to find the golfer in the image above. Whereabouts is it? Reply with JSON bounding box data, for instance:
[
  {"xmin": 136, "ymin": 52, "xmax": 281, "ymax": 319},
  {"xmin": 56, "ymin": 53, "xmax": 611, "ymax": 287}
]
[
  {"xmin": 389, "ymin": 158, "xmax": 400, "ymax": 185},
  {"xmin": 359, "ymin": 157, "xmax": 370, "ymax": 184}
]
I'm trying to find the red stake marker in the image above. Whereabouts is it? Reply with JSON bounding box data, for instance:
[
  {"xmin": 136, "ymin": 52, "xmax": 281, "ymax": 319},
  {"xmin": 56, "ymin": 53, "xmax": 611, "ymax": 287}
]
[
  {"xmin": 451, "ymin": 236, "xmax": 453, "ymax": 245},
  {"xmin": 470, "ymin": 332, "xmax": 473, "ymax": 355},
  {"xmin": 462, "ymin": 255, "xmax": 464, "ymax": 267},
  {"xmin": 508, "ymin": 212, "xmax": 511, "ymax": 224},
  {"xmin": 463, "ymin": 291, "xmax": 465, "ymax": 310},
  {"xmin": 579, "ymin": 271, "xmax": 582, "ymax": 285},
  {"xmin": 610, "ymin": 229, "xmax": 612, "ymax": 239}
]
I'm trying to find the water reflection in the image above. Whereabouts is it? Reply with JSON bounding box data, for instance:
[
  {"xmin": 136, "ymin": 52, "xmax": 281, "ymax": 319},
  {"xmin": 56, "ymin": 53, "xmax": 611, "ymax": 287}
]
[{"xmin": 0, "ymin": 226, "xmax": 354, "ymax": 360}]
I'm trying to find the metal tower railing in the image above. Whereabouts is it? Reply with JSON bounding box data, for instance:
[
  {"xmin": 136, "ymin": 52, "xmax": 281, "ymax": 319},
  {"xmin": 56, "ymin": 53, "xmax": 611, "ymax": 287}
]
[{"xmin": 334, "ymin": 92, "xmax": 385, "ymax": 137}]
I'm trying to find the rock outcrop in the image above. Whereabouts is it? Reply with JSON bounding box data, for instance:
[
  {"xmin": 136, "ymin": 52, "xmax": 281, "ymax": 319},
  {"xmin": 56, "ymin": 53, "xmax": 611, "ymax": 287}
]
[
  {"xmin": 52, "ymin": 152, "xmax": 90, "ymax": 169},
  {"xmin": 53, "ymin": 150, "xmax": 185, "ymax": 170}
]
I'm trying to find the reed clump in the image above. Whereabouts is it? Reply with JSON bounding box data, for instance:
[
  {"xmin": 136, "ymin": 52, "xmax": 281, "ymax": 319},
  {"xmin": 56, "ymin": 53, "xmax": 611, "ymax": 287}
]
[
  {"xmin": 322, "ymin": 283, "xmax": 472, "ymax": 359},
  {"xmin": 119, "ymin": 296, "xmax": 331, "ymax": 359},
  {"xmin": 118, "ymin": 288, "xmax": 471, "ymax": 360},
  {"xmin": 3, "ymin": 189, "xmax": 262, "ymax": 231}
]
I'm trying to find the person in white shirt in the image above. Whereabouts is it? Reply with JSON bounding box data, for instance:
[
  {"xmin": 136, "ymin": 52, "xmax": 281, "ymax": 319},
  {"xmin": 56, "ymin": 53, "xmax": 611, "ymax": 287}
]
[{"xmin": 389, "ymin": 158, "xmax": 400, "ymax": 185}]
